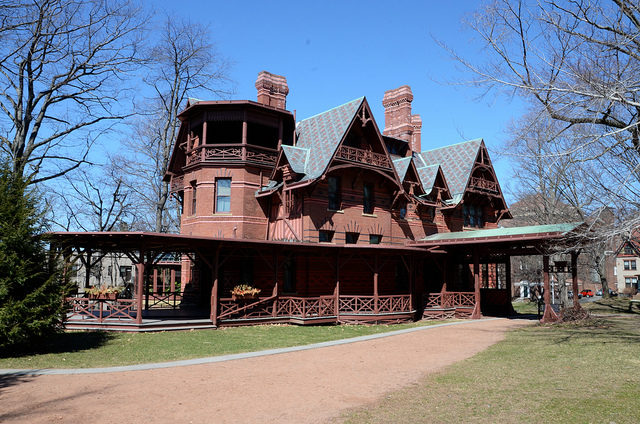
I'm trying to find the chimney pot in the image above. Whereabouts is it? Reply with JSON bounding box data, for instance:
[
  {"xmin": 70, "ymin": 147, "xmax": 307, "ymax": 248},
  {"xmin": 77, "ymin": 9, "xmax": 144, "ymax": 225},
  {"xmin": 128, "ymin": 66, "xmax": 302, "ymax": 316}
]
[{"xmin": 255, "ymin": 71, "xmax": 289, "ymax": 109}]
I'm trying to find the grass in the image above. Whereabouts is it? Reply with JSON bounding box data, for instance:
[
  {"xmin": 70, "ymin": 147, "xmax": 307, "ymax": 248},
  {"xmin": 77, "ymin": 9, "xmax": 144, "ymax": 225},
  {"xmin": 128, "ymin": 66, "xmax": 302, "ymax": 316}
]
[
  {"xmin": 0, "ymin": 319, "xmax": 452, "ymax": 369},
  {"xmin": 511, "ymin": 300, "xmax": 539, "ymax": 315},
  {"xmin": 584, "ymin": 297, "xmax": 640, "ymax": 315},
  {"xmin": 339, "ymin": 314, "xmax": 640, "ymax": 424}
]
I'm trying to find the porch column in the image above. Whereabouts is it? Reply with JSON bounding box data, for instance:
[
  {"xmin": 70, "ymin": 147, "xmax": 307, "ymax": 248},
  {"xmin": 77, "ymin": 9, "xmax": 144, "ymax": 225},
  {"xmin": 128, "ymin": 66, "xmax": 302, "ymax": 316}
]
[
  {"xmin": 210, "ymin": 247, "xmax": 220, "ymax": 325},
  {"xmin": 571, "ymin": 251, "xmax": 581, "ymax": 310},
  {"xmin": 272, "ymin": 249, "xmax": 279, "ymax": 318},
  {"xmin": 373, "ymin": 254, "xmax": 379, "ymax": 314},
  {"xmin": 505, "ymin": 257, "xmax": 515, "ymax": 315},
  {"xmin": 541, "ymin": 255, "xmax": 559, "ymax": 323},
  {"xmin": 241, "ymin": 119, "xmax": 248, "ymax": 161},
  {"xmin": 471, "ymin": 248, "xmax": 482, "ymax": 319},
  {"xmin": 153, "ymin": 269, "xmax": 158, "ymax": 294},
  {"xmin": 335, "ymin": 252, "xmax": 340, "ymax": 320},
  {"xmin": 135, "ymin": 248, "xmax": 145, "ymax": 325},
  {"xmin": 84, "ymin": 248, "xmax": 92, "ymax": 289},
  {"xmin": 202, "ymin": 120, "xmax": 207, "ymax": 145}
]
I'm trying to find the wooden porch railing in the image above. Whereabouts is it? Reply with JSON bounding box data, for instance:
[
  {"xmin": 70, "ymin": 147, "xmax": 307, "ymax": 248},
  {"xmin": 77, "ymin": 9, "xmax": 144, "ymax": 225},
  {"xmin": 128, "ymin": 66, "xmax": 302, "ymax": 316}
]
[
  {"xmin": 66, "ymin": 297, "xmax": 137, "ymax": 323},
  {"xmin": 186, "ymin": 144, "xmax": 278, "ymax": 167},
  {"xmin": 146, "ymin": 292, "xmax": 183, "ymax": 310},
  {"xmin": 469, "ymin": 177, "xmax": 498, "ymax": 193},
  {"xmin": 218, "ymin": 294, "xmax": 412, "ymax": 322},
  {"xmin": 424, "ymin": 292, "xmax": 475, "ymax": 308}
]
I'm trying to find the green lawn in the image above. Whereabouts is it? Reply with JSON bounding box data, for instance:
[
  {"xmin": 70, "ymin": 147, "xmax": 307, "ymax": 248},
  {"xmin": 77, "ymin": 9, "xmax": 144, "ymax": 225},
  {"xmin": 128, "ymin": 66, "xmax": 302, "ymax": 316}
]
[
  {"xmin": 0, "ymin": 320, "xmax": 452, "ymax": 369},
  {"xmin": 340, "ymin": 314, "xmax": 640, "ymax": 424}
]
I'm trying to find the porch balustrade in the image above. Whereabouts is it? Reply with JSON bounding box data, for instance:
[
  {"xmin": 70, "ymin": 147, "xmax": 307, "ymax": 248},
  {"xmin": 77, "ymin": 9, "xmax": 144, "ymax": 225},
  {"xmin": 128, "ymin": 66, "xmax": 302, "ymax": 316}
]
[
  {"xmin": 66, "ymin": 297, "xmax": 137, "ymax": 323},
  {"xmin": 169, "ymin": 174, "xmax": 184, "ymax": 193},
  {"xmin": 334, "ymin": 146, "xmax": 391, "ymax": 169},
  {"xmin": 424, "ymin": 291, "xmax": 475, "ymax": 308},
  {"xmin": 469, "ymin": 177, "xmax": 498, "ymax": 193},
  {"xmin": 185, "ymin": 144, "xmax": 278, "ymax": 167},
  {"xmin": 218, "ymin": 294, "xmax": 412, "ymax": 322}
]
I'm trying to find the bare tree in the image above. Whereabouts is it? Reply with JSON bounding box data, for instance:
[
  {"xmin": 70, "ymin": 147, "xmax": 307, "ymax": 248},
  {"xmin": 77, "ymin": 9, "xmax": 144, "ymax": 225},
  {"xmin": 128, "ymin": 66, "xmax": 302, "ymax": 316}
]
[
  {"xmin": 117, "ymin": 16, "xmax": 232, "ymax": 232},
  {"xmin": 0, "ymin": 0, "xmax": 147, "ymax": 184},
  {"xmin": 47, "ymin": 163, "xmax": 137, "ymax": 232},
  {"xmin": 446, "ymin": 0, "xmax": 640, "ymax": 235}
]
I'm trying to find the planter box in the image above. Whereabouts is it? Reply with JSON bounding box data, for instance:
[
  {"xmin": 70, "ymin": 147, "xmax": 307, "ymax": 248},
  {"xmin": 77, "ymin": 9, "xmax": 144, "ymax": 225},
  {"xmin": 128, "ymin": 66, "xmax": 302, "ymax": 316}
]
[
  {"xmin": 88, "ymin": 293, "xmax": 118, "ymax": 301},
  {"xmin": 232, "ymin": 294, "xmax": 259, "ymax": 302}
]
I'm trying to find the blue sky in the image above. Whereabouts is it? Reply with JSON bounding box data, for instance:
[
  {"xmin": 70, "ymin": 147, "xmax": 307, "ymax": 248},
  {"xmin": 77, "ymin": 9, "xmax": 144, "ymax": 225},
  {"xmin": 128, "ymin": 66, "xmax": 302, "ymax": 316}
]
[{"xmin": 155, "ymin": 0, "xmax": 525, "ymax": 200}]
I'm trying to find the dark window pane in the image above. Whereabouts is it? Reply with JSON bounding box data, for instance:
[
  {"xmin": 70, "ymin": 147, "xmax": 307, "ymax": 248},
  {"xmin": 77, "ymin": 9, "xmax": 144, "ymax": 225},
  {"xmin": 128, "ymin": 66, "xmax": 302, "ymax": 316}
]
[
  {"xmin": 369, "ymin": 234, "xmax": 382, "ymax": 244},
  {"xmin": 363, "ymin": 183, "xmax": 374, "ymax": 214},
  {"xmin": 328, "ymin": 176, "xmax": 341, "ymax": 210},
  {"xmin": 345, "ymin": 232, "xmax": 359, "ymax": 244},
  {"xmin": 319, "ymin": 230, "xmax": 334, "ymax": 243}
]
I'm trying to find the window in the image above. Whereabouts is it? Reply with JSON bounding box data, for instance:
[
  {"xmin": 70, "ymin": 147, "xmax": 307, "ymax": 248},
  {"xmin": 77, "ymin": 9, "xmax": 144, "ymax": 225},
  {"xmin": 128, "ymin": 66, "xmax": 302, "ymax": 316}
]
[
  {"xmin": 319, "ymin": 230, "xmax": 334, "ymax": 243},
  {"xmin": 625, "ymin": 277, "xmax": 637, "ymax": 288},
  {"xmin": 623, "ymin": 260, "xmax": 636, "ymax": 270},
  {"xmin": 119, "ymin": 265, "xmax": 132, "ymax": 283},
  {"xmin": 190, "ymin": 181, "xmax": 197, "ymax": 215},
  {"xmin": 283, "ymin": 257, "xmax": 296, "ymax": 293},
  {"xmin": 345, "ymin": 232, "xmax": 359, "ymax": 244},
  {"xmin": 463, "ymin": 204, "xmax": 485, "ymax": 228},
  {"xmin": 328, "ymin": 176, "xmax": 341, "ymax": 210},
  {"xmin": 398, "ymin": 201, "xmax": 407, "ymax": 220},
  {"xmin": 363, "ymin": 183, "xmax": 374, "ymax": 214},
  {"xmin": 215, "ymin": 178, "xmax": 231, "ymax": 213},
  {"xmin": 369, "ymin": 234, "xmax": 382, "ymax": 245},
  {"xmin": 624, "ymin": 245, "xmax": 634, "ymax": 255},
  {"xmin": 633, "ymin": 261, "xmax": 637, "ymax": 271}
]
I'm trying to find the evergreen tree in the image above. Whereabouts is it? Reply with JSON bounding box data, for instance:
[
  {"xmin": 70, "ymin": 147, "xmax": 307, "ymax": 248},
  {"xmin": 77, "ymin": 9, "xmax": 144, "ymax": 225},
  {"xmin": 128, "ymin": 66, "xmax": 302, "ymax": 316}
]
[{"xmin": 0, "ymin": 163, "xmax": 68, "ymax": 353}]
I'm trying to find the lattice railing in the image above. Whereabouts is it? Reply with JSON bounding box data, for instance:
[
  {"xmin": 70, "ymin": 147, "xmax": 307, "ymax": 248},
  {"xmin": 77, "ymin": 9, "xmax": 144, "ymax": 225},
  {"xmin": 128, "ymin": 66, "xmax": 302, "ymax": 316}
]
[
  {"xmin": 378, "ymin": 295, "xmax": 412, "ymax": 313},
  {"xmin": 218, "ymin": 296, "xmax": 275, "ymax": 320},
  {"xmin": 276, "ymin": 296, "xmax": 335, "ymax": 318},
  {"xmin": 339, "ymin": 295, "xmax": 375, "ymax": 314},
  {"xmin": 66, "ymin": 297, "xmax": 137, "ymax": 323},
  {"xmin": 147, "ymin": 292, "xmax": 182, "ymax": 310},
  {"xmin": 424, "ymin": 292, "xmax": 475, "ymax": 308},
  {"xmin": 469, "ymin": 177, "xmax": 498, "ymax": 193},
  {"xmin": 335, "ymin": 146, "xmax": 391, "ymax": 168},
  {"xmin": 169, "ymin": 174, "xmax": 184, "ymax": 193},
  {"xmin": 185, "ymin": 144, "xmax": 278, "ymax": 166}
]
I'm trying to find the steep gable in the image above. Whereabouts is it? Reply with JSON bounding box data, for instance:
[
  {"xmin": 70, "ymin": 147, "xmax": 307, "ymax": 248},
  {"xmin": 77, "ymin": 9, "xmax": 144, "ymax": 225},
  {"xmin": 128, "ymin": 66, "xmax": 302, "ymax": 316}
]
[
  {"xmin": 418, "ymin": 138, "xmax": 483, "ymax": 204},
  {"xmin": 295, "ymin": 97, "xmax": 364, "ymax": 181}
]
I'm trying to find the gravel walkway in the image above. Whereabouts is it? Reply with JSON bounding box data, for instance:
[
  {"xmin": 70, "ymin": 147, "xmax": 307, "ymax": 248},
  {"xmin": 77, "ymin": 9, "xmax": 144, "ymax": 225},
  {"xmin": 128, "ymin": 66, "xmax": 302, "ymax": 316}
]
[{"xmin": 0, "ymin": 318, "xmax": 528, "ymax": 424}]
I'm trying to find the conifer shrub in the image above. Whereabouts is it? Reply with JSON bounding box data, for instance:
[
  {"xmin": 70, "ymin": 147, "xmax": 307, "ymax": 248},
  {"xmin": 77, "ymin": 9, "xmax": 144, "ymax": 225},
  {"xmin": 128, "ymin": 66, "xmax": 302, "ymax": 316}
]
[{"xmin": 0, "ymin": 164, "xmax": 69, "ymax": 354}]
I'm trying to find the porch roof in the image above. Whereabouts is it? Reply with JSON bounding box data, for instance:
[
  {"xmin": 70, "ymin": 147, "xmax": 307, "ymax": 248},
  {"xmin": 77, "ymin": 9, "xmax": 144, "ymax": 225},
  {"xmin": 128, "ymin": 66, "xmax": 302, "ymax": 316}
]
[
  {"xmin": 47, "ymin": 231, "xmax": 427, "ymax": 253},
  {"xmin": 412, "ymin": 222, "xmax": 583, "ymax": 246}
]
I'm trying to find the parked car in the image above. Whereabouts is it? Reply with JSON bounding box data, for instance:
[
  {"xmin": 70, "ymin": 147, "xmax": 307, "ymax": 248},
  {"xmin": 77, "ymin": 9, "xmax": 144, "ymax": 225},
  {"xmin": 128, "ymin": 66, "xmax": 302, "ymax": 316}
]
[
  {"xmin": 596, "ymin": 290, "xmax": 603, "ymax": 296},
  {"xmin": 580, "ymin": 289, "xmax": 594, "ymax": 298},
  {"xmin": 609, "ymin": 289, "xmax": 618, "ymax": 297}
]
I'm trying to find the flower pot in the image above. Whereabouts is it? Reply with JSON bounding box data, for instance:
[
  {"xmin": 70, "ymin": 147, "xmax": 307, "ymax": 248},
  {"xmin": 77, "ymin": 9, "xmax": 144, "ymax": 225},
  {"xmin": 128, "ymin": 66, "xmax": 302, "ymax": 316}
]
[
  {"xmin": 232, "ymin": 294, "xmax": 258, "ymax": 302},
  {"xmin": 89, "ymin": 293, "xmax": 118, "ymax": 301}
]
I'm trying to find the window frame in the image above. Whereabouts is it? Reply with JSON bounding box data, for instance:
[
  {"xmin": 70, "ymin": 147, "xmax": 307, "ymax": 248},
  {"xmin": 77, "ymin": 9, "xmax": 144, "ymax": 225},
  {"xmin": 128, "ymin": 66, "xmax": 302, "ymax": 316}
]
[
  {"xmin": 190, "ymin": 181, "xmax": 197, "ymax": 216},
  {"xmin": 363, "ymin": 182, "xmax": 374, "ymax": 215},
  {"xmin": 215, "ymin": 178, "xmax": 231, "ymax": 213},
  {"xmin": 327, "ymin": 176, "xmax": 341, "ymax": 211}
]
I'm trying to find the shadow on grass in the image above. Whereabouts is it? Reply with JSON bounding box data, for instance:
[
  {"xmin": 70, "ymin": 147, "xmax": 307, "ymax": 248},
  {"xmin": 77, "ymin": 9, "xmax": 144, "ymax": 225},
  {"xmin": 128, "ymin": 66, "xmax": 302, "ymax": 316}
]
[
  {"xmin": 587, "ymin": 299, "xmax": 640, "ymax": 314},
  {"xmin": 1, "ymin": 331, "xmax": 114, "ymax": 359},
  {"xmin": 547, "ymin": 316, "xmax": 640, "ymax": 345}
]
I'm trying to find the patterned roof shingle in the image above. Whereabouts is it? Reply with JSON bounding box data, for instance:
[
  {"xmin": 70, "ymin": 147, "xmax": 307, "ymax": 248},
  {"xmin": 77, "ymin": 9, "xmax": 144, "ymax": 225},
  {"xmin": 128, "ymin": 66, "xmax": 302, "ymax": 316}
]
[
  {"xmin": 281, "ymin": 145, "xmax": 309, "ymax": 174},
  {"xmin": 416, "ymin": 164, "xmax": 440, "ymax": 194},
  {"xmin": 392, "ymin": 156, "xmax": 412, "ymax": 182},
  {"xmin": 418, "ymin": 138, "xmax": 483, "ymax": 203},
  {"xmin": 295, "ymin": 97, "xmax": 364, "ymax": 181}
]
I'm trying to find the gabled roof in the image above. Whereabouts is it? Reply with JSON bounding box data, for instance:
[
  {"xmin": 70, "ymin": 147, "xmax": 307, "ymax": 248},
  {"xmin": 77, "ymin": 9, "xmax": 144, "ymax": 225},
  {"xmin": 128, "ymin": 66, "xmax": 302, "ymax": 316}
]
[
  {"xmin": 392, "ymin": 156, "xmax": 412, "ymax": 181},
  {"xmin": 416, "ymin": 164, "xmax": 440, "ymax": 193},
  {"xmin": 295, "ymin": 97, "xmax": 364, "ymax": 181},
  {"xmin": 418, "ymin": 138, "xmax": 483, "ymax": 203},
  {"xmin": 281, "ymin": 145, "xmax": 309, "ymax": 174}
]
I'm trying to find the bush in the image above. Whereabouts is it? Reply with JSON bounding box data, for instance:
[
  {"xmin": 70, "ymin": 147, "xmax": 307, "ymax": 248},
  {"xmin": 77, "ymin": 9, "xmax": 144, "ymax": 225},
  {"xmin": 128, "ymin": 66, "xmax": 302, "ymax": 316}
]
[{"xmin": 0, "ymin": 164, "xmax": 69, "ymax": 354}]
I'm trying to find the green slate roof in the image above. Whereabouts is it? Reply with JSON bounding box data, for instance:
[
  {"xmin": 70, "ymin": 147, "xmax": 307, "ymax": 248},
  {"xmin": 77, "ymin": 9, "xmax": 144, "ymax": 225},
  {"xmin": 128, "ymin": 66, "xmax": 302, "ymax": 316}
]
[
  {"xmin": 294, "ymin": 97, "xmax": 364, "ymax": 181},
  {"xmin": 392, "ymin": 156, "xmax": 412, "ymax": 181},
  {"xmin": 417, "ymin": 138, "xmax": 483, "ymax": 204},
  {"xmin": 420, "ymin": 222, "xmax": 583, "ymax": 242}
]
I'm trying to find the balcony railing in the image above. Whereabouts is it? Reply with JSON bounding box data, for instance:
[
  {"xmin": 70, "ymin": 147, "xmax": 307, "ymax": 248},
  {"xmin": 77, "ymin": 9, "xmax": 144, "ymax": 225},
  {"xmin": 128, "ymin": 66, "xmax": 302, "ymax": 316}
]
[
  {"xmin": 335, "ymin": 146, "xmax": 391, "ymax": 169},
  {"xmin": 469, "ymin": 177, "xmax": 498, "ymax": 193},
  {"xmin": 169, "ymin": 174, "xmax": 184, "ymax": 193},
  {"xmin": 185, "ymin": 144, "xmax": 278, "ymax": 167}
]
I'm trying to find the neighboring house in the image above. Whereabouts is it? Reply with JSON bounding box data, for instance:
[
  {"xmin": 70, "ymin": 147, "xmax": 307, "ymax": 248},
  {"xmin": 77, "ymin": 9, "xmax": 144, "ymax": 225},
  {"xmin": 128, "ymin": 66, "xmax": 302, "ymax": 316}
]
[
  {"xmin": 614, "ymin": 235, "xmax": 640, "ymax": 294},
  {"xmin": 53, "ymin": 71, "xmax": 582, "ymax": 330}
]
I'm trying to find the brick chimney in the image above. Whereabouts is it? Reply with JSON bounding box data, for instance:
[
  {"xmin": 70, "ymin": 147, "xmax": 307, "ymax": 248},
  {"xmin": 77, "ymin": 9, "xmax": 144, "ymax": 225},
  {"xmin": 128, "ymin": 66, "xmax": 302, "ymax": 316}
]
[
  {"xmin": 382, "ymin": 85, "xmax": 422, "ymax": 153},
  {"xmin": 255, "ymin": 71, "xmax": 289, "ymax": 109}
]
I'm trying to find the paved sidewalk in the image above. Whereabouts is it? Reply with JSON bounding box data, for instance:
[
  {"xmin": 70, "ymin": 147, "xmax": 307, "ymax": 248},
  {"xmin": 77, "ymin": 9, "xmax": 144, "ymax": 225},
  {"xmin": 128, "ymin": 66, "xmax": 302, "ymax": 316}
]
[{"xmin": 0, "ymin": 318, "xmax": 529, "ymax": 424}]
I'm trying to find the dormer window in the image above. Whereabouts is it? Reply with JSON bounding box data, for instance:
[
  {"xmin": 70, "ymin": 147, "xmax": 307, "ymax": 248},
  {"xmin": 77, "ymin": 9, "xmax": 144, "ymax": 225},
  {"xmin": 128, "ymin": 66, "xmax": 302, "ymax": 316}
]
[{"xmin": 463, "ymin": 204, "xmax": 484, "ymax": 228}]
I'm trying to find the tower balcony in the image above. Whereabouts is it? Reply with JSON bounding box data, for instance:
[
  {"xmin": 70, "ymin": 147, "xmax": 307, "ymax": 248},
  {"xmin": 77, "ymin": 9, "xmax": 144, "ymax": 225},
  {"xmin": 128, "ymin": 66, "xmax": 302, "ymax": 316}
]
[
  {"xmin": 185, "ymin": 143, "xmax": 278, "ymax": 168},
  {"xmin": 469, "ymin": 176, "xmax": 498, "ymax": 194}
]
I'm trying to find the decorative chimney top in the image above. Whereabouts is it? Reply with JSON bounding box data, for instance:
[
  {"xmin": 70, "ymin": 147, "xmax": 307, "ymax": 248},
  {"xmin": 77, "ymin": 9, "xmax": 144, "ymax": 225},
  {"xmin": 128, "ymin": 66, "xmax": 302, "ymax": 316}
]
[
  {"xmin": 255, "ymin": 71, "xmax": 289, "ymax": 110},
  {"xmin": 382, "ymin": 85, "xmax": 422, "ymax": 153}
]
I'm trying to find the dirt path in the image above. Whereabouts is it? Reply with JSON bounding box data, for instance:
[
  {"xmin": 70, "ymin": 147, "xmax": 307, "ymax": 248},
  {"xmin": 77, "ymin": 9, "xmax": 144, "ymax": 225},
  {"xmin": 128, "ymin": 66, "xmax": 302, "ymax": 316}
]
[{"xmin": 0, "ymin": 318, "xmax": 528, "ymax": 424}]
